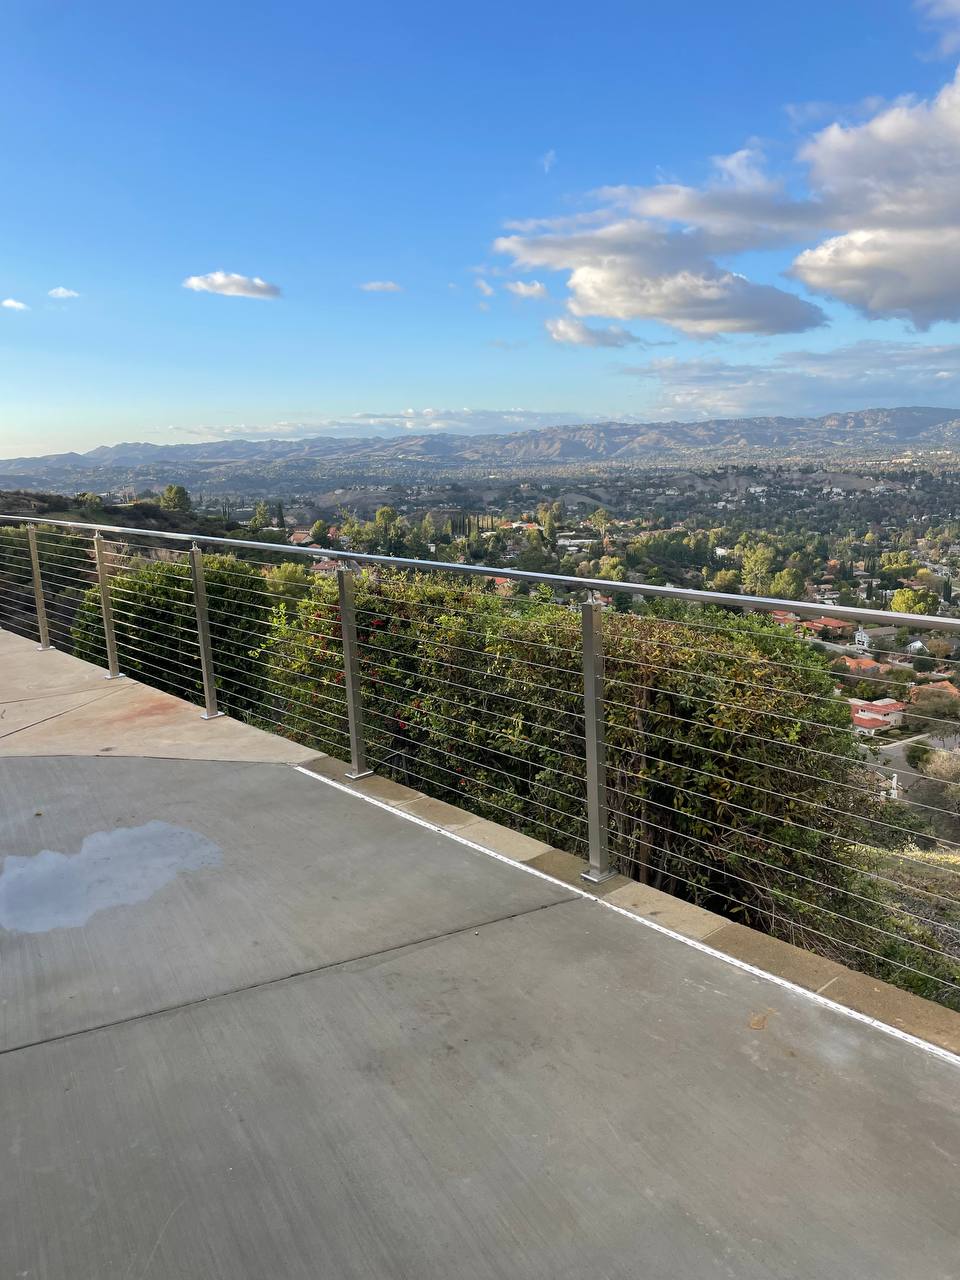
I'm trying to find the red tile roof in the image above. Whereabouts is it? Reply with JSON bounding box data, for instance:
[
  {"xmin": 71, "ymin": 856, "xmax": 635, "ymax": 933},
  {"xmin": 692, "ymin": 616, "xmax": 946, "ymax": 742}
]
[{"xmin": 853, "ymin": 711, "xmax": 888, "ymax": 728}]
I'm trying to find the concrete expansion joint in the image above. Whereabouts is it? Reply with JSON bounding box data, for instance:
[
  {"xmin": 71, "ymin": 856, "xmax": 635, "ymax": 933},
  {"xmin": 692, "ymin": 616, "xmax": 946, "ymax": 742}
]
[{"xmin": 0, "ymin": 897, "xmax": 576, "ymax": 1060}]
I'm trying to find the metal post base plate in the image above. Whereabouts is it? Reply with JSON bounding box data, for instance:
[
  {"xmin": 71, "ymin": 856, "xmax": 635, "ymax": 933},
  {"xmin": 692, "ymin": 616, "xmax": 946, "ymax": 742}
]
[
  {"xmin": 346, "ymin": 769, "xmax": 374, "ymax": 780},
  {"xmin": 201, "ymin": 711, "xmax": 226, "ymax": 720},
  {"xmin": 103, "ymin": 673, "xmax": 125, "ymax": 681},
  {"xmin": 581, "ymin": 868, "xmax": 618, "ymax": 885}
]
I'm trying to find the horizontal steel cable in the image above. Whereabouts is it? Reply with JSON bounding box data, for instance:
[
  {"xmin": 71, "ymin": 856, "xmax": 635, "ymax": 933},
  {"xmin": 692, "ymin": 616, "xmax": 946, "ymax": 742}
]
[
  {"xmin": 604, "ymin": 801, "xmax": 960, "ymax": 934},
  {"xmin": 611, "ymin": 823, "xmax": 960, "ymax": 969},
  {"xmin": 358, "ymin": 702, "xmax": 588, "ymax": 811},
  {"xmin": 611, "ymin": 844, "xmax": 960, "ymax": 996}
]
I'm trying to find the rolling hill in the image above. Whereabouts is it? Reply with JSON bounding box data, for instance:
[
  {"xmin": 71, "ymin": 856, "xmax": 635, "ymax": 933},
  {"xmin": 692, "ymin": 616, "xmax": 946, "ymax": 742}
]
[{"xmin": 4, "ymin": 406, "xmax": 960, "ymax": 492}]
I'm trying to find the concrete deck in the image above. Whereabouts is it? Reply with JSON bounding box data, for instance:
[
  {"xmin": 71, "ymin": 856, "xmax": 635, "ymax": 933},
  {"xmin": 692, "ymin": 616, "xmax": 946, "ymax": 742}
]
[
  {"xmin": 2, "ymin": 630, "xmax": 959, "ymax": 1278},
  {"xmin": 0, "ymin": 628, "xmax": 318, "ymax": 762}
]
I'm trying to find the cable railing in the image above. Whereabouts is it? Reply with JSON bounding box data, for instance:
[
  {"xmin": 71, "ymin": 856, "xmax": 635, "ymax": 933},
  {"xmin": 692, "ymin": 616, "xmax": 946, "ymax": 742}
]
[{"xmin": 3, "ymin": 513, "xmax": 960, "ymax": 1009}]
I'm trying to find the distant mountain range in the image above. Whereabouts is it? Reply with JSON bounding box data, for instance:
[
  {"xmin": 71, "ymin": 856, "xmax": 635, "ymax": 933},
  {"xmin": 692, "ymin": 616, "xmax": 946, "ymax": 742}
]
[{"xmin": 4, "ymin": 406, "xmax": 960, "ymax": 492}]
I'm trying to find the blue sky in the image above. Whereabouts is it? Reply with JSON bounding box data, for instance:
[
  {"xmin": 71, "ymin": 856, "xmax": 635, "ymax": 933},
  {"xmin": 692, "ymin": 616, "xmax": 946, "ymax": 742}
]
[{"xmin": 5, "ymin": 0, "xmax": 960, "ymax": 454}]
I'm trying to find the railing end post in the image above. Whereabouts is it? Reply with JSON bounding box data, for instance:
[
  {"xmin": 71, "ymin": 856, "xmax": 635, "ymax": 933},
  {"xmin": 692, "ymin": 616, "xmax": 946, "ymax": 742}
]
[
  {"xmin": 26, "ymin": 524, "xmax": 53, "ymax": 651},
  {"xmin": 93, "ymin": 531, "xmax": 123, "ymax": 679},
  {"xmin": 581, "ymin": 598, "xmax": 614, "ymax": 884},
  {"xmin": 337, "ymin": 566, "xmax": 371, "ymax": 779},
  {"xmin": 190, "ymin": 542, "xmax": 222, "ymax": 720}
]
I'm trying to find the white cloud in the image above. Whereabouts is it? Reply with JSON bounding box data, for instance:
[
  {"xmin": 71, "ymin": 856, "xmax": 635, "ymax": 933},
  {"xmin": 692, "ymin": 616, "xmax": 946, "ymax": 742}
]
[
  {"xmin": 475, "ymin": 277, "xmax": 495, "ymax": 297},
  {"xmin": 541, "ymin": 148, "xmax": 557, "ymax": 174},
  {"xmin": 546, "ymin": 315, "xmax": 642, "ymax": 347},
  {"xmin": 497, "ymin": 217, "xmax": 826, "ymax": 335},
  {"xmin": 497, "ymin": 65, "xmax": 960, "ymax": 334},
  {"xmin": 182, "ymin": 271, "xmax": 281, "ymax": 299},
  {"xmin": 358, "ymin": 280, "xmax": 402, "ymax": 292},
  {"xmin": 785, "ymin": 70, "xmax": 960, "ymax": 325},
  {"xmin": 797, "ymin": 77, "xmax": 960, "ymax": 228},
  {"xmin": 48, "ymin": 286, "xmax": 79, "ymax": 299},
  {"xmin": 792, "ymin": 227, "xmax": 960, "ymax": 327},
  {"xmin": 1, "ymin": 298, "xmax": 28, "ymax": 311},
  {"xmin": 506, "ymin": 280, "xmax": 548, "ymax": 300},
  {"xmin": 620, "ymin": 340, "xmax": 960, "ymax": 418}
]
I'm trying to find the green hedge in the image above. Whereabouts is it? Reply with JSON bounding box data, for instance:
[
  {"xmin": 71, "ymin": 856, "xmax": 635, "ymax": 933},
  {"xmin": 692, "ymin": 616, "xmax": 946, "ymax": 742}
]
[{"xmin": 73, "ymin": 553, "xmax": 270, "ymax": 716}]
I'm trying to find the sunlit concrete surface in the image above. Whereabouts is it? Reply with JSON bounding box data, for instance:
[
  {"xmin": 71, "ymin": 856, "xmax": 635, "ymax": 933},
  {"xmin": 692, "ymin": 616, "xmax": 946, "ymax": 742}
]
[
  {"xmin": 0, "ymin": 628, "xmax": 317, "ymax": 762},
  {"xmin": 2, "ymin": 628, "xmax": 959, "ymax": 1279}
]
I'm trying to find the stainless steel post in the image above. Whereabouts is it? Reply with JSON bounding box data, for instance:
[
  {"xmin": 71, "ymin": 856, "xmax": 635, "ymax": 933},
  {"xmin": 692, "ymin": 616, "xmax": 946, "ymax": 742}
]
[
  {"xmin": 338, "ymin": 567, "xmax": 372, "ymax": 779},
  {"xmin": 190, "ymin": 543, "xmax": 224, "ymax": 720},
  {"xmin": 26, "ymin": 525, "xmax": 52, "ymax": 651},
  {"xmin": 580, "ymin": 600, "xmax": 615, "ymax": 883},
  {"xmin": 93, "ymin": 532, "xmax": 123, "ymax": 679}
]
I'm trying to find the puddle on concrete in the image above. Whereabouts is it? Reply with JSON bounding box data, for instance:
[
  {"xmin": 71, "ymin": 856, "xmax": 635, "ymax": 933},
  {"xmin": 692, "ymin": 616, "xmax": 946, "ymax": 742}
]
[{"xmin": 0, "ymin": 821, "xmax": 222, "ymax": 932}]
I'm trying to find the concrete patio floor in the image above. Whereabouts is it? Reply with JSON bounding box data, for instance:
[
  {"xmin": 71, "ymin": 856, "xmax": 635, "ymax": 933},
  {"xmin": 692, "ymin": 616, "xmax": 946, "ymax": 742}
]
[{"xmin": 1, "ymin": 629, "xmax": 959, "ymax": 1279}]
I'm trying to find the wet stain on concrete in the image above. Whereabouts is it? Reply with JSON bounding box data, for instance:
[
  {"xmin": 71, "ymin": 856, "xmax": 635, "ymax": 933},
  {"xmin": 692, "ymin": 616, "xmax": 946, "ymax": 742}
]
[{"xmin": 0, "ymin": 821, "xmax": 222, "ymax": 932}]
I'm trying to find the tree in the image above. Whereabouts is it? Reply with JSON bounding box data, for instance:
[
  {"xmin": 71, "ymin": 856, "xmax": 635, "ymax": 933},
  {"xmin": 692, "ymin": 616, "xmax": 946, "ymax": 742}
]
[
  {"xmin": 597, "ymin": 554, "xmax": 626, "ymax": 582},
  {"xmin": 910, "ymin": 687, "xmax": 960, "ymax": 740},
  {"xmin": 515, "ymin": 529, "xmax": 551, "ymax": 573},
  {"xmin": 740, "ymin": 544, "xmax": 776, "ymax": 596},
  {"xmin": 309, "ymin": 520, "xmax": 332, "ymax": 548},
  {"xmin": 74, "ymin": 491, "xmax": 104, "ymax": 514},
  {"xmin": 542, "ymin": 506, "xmax": 558, "ymax": 546},
  {"xmin": 247, "ymin": 499, "xmax": 272, "ymax": 533},
  {"xmin": 159, "ymin": 484, "xmax": 191, "ymax": 513},
  {"xmin": 708, "ymin": 568, "xmax": 741, "ymax": 594},
  {"xmin": 276, "ymin": 501, "xmax": 286, "ymax": 532},
  {"xmin": 920, "ymin": 750, "xmax": 960, "ymax": 812},
  {"xmin": 769, "ymin": 567, "xmax": 805, "ymax": 601},
  {"xmin": 928, "ymin": 637, "xmax": 955, "ymax": 660},
  {"xmin": 588, "ymin": 508, "xmax": 610, "ymax": 540},
  {"xmin": 890, "ymin": 587, "xmax": 939, "ymax": 616}
]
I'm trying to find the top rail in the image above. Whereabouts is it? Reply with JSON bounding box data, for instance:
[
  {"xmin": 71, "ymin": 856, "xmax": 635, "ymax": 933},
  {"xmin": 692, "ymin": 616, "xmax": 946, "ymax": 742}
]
[{"xmin": 3, "ymin": 511, "xmax": 959, "ymax": 634}]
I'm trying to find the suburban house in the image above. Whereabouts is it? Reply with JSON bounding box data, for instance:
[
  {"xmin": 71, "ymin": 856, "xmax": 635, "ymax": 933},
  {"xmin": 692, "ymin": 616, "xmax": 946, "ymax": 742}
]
[
  {"xmin": 309, "ymin": 558, "xmax": 343, "ymax": 576},
  {"xmin": 849, "ymin": 697, "xmax": 906, "ymax": 735},
  {"xmin": 862, "ymin": 625, "xmax": 899, "ymax": 646},
  {"xmin": 842, "ymin": 655, "xmax": 884, "ymax": 675},
  {"xmin": 803, "ymin": 616, "xmax": 856, "ymax": 640}
]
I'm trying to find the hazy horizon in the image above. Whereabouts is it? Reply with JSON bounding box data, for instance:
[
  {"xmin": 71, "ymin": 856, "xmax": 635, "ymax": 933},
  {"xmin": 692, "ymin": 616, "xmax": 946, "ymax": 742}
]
[{"xmin": 5, "ymin": 403, "xmax": 960, "ymax": 469}]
